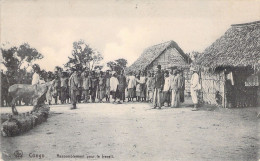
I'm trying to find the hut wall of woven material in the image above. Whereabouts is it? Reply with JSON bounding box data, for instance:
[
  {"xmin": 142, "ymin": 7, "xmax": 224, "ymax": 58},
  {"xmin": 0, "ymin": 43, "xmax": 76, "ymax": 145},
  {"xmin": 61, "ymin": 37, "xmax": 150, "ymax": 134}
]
[
  {"xmin": 183, "ymin": 70, "xmax": 192, "ymax": 96},
  {"xmin": 201, "ymin": 71, "xmax": 225, "ymax": 106},
  {"xmin": 256, "ymin": 73, "xmax": 260, "ymax": 106},
  {"xmin": 258, "ymin": 86, "xmax": 260, "ymax": 106},
  {"xmin": 147, "ymin": 48, "xmax": 189, "ymax": 71},
  {"xmin": 200, "ymin": 68, "xmax": 259, "ymax": 108}
]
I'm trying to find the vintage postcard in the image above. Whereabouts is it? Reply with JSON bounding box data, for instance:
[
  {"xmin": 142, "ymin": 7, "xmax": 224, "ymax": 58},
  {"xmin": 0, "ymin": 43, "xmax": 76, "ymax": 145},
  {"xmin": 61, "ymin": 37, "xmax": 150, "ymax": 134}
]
[{"xmin": 0, "ymin": 0, "xmax": 259, "ymax": 160}]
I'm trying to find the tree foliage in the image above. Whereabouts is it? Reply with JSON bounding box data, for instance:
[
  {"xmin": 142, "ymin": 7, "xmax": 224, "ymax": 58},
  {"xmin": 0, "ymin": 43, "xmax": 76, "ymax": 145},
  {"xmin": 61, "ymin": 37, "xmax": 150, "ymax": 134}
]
[
  {"xmin": 1, "ymin": 43, "xmax": 43, "ymax": 85},
  {"xmin": 107, "ymin": 58, "xmax": 127, "ymax": 72},
  {"xmin": 187, "ymin": 51, "xmax": 201, "ymax": 61},
  {"xmin": 17, "ymin": 43, "xmax": 44, "ymax": 67},
  {"xmin": 2, "ymin": 43, "xmax": 43, "ymax": 72},
  {"xmin": 65, "ymin": 40, "xmax": 103, "ymax": 72}
]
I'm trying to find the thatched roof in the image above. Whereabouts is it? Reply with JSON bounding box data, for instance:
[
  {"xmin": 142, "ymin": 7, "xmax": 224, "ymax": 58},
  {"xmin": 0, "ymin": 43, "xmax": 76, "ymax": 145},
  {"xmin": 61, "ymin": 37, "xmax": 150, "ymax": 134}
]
[
  {"xmin": 195, "ymin": 21, "xmax": 260, "ymax": 70},
  {"xmin": 127, "ymin": 40, "xmax": 191, "ymax": 72}
]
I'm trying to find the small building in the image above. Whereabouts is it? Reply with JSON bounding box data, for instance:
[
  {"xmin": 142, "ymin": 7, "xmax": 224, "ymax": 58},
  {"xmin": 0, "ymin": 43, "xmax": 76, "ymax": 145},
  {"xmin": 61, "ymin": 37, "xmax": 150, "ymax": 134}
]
[
  {"xmin": 126, "ymin": 40, "xmax": 191, "ymax": 95},
  {"xmin": 127, "ymin": 40, "xmax": 191, "ymax": 72},
  {"xmin": 195, "ymin": 21, "xmax": 260, "ymax": 108}
]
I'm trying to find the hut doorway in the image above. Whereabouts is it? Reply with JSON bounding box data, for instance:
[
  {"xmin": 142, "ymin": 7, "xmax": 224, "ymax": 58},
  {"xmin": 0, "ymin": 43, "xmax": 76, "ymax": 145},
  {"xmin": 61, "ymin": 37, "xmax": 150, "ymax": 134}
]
[{"xmin": 224, "ymin": 68, "xmax": 259, "ymax": 108}]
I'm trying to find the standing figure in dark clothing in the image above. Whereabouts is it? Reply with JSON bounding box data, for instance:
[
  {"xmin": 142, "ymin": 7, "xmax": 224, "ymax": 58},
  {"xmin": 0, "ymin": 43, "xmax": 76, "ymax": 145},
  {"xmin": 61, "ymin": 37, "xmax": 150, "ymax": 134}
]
[
  {"xmin": 179, "ymin": 71, "xmax": 185, "ymax": 103},
  {"xmin": 98, "ymin": 71, "xmax": 106, "ymax": 103},
  {"xmin": 69, "ymin": 66, "xmax": 81, "ymax": 109},
  {"xmin": 90, "ymin": 71, "xmax": 98, "ymax": 103},
  {"xmin": 1, "ymin": 71, "xmax": 9, "ymax": 106},
  {"xmin": 82, "ymin": 71, "xmax": 91, "ymax": 103},
  {"xmin": 153, "ymin": 65, "xmax": 164, "ymax": 109},
  {"xmin": 105, "ymin": 71, "xmax": 111, "ymax": 102},
  {"xmin": 60, "ymin": 72, "xmax": 69, "ymax": 104},
  {"xmin": 117, "ymin": 70, "xmax": 127, "ymax": 103},
  {"xmin": 53, "ymin": 74, "xmax": 61, "ymax": 104}
]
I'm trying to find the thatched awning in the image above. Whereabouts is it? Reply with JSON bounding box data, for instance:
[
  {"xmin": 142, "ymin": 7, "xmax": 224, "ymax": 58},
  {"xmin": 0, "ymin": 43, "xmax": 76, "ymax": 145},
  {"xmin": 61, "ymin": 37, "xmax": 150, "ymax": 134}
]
[
  {"xmin": 126, "ymin": 40, "xmax": 191, "ymax": 72},
  {"xmin": 195, "ymin": 21, "xmax": 260, "ymax": 70}
]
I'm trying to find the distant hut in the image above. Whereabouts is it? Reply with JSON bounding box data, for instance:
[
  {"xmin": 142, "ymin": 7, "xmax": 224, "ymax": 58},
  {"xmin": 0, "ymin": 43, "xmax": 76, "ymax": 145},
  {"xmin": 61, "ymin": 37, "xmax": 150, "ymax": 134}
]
[
  {"xmin": 195, "ymin": 21, "xmax": 260, "ymax": 108},
  {"xmin": 126, "ymin": 40, "xmax": 191, "ymax": 95},
  {"xmin": 126, "ymin": 40, "xmax": 191, "ymax": 72}
]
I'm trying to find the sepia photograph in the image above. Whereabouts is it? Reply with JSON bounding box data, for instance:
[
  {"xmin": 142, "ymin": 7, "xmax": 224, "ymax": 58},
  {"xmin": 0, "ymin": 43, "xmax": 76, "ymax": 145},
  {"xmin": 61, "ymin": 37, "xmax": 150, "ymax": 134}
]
[{"xmin": 0, "ymin": 0, "xmax": 259, "ymax": 160}]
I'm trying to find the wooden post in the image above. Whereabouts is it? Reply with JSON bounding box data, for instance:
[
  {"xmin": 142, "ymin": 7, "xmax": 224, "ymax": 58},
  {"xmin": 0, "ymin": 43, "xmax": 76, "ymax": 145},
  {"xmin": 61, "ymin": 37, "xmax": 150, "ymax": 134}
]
[
  {"xmin": 257, "ymin": 86, "xmax": 260, "ymax": 106},
  {"xmin": 199, "ymin": 69, "xmax": 203, "ymax": 105},
  {"xmin": 223, "ymin": 70, "xmax": 226, "ymax": 108}
]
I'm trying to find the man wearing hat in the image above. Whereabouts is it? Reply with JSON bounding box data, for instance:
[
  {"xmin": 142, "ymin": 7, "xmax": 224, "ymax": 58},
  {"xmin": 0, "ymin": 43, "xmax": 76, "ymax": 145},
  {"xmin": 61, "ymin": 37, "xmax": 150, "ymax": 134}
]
[
  {"xmin": 190, "ymin": 67, "xmax": 200, "ymax": 111},
  {"xmin": 69, "ymin": 65, "xmax": 81, "ymax": 109},
  {"xmin": 153, "ymin": 65, "xmax": 164, "ymax": 109}
]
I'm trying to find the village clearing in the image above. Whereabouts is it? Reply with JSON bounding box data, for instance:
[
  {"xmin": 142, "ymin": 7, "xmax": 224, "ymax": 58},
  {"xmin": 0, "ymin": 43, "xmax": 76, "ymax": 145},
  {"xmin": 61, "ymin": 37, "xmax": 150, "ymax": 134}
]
[{"xmin": 0, "ymin": 99, "xmax": 259, "ymax": 161}]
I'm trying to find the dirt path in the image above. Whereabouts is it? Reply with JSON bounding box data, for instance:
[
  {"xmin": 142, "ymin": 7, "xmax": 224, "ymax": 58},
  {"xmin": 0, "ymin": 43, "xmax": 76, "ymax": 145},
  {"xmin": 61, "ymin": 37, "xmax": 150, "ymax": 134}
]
[{"xmin": 0, "ymin": 100, "xmax": 259, "ymax": 161}]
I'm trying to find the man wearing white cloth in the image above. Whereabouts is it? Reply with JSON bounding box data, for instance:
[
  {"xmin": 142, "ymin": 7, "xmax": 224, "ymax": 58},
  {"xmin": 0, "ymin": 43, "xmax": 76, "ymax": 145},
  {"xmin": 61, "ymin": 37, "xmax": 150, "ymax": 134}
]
[
  {"xmin": 110, "ymin": 71, "xmax": 119, "ymax": 103},
  {"xmin": 32, "ymin": 64, "xmax": 41, "ymax": 85},
  {"xmin": 190, "ymin": 67, "xmax": 200, "ymax": 111},
  {"xmin": 170, "ymin": 69, "xmax": 180, "ymax": 108}
]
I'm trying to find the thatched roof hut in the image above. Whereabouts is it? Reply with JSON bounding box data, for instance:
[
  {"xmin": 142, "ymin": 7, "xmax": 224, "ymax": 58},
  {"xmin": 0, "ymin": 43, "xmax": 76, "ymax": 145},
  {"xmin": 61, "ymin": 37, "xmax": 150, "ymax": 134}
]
[
  {"xmin": 196, "ymin": 20, "xmax": 260, "ymax": 70},
  {"xmin": 126, "ymin": 40, "xmax": 191, "ymax": 73},
  {"xmin": 195, "ymin": 21, "xmax": 260, "ymax": 108}
]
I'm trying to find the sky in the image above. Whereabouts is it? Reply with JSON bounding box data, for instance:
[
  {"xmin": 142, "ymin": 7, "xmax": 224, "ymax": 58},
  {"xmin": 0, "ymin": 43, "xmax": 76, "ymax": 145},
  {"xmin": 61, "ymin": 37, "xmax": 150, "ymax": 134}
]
[{"xmin": 1, "ymin": 0, "xmax": 260, "ymax": 71}]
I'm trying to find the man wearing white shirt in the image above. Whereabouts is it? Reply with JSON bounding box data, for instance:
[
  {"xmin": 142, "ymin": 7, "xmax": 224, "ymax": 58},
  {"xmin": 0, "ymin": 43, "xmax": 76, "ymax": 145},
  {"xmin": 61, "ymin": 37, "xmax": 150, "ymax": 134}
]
[
  {"xmin": 162, "ymin": 71, "xmax": 170, "ymax": 107},
  {"xmin": 190, "ymin": 67, "xmax": 200, "ymax": 111},
  {"xmin": 110, "ymin": 71, "xmax": 119, "ymax": 103},
  {"xmin": 32, "ymin": 64, "xmax": 41, "ymax": 85},
  {"xmin": 127, "ymin": 72, "xmax": 136, "ymax": 102}
]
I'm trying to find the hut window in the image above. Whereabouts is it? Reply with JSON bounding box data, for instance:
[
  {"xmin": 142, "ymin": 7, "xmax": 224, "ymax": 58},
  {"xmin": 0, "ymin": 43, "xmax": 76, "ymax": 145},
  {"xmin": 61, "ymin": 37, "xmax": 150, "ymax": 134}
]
[{"xmin": 245, "ymin": 74, "xmax": 259, "ymax": 86}]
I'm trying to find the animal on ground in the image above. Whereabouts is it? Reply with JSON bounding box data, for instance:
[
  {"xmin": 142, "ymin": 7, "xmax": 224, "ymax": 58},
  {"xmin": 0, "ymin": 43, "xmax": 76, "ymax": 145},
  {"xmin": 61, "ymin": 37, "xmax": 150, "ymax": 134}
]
[{"xmin": 8, "ymin": 81, "xmax": 54, "ymax": 115}]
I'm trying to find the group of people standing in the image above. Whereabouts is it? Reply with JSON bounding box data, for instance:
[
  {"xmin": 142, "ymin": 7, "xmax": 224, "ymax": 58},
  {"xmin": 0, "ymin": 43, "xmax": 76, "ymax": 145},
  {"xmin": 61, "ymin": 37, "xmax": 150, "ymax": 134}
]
[
  {"xmin": 67, "ymin": 64, "xmax": 187, "ymax": 110},
  {"xmin": 149, "ymin": 65, "xmax": 185, "ymax": 109},
  {"xmin": 30, "ymin": 64, "xmax": 200, "ymax": 111}
]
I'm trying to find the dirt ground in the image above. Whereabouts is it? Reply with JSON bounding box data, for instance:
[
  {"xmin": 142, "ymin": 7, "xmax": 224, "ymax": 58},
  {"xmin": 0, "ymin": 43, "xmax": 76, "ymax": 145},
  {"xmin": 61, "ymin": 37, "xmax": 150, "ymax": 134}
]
[{"xmin": 0, "ymin": 98, "xmax": 259, "ymax": 161}]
